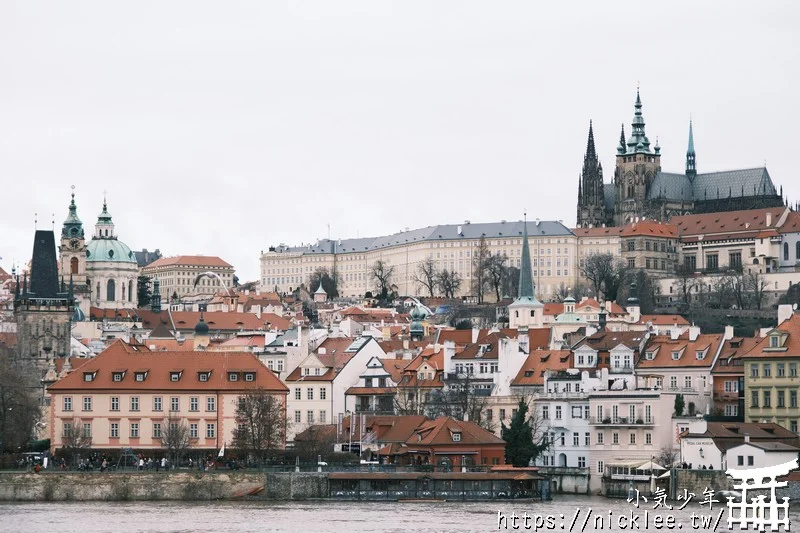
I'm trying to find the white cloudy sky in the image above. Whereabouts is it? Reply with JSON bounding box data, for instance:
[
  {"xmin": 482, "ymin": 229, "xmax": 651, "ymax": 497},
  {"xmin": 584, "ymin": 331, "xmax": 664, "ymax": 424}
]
[{"xmin": 1, "ymin": 1, "xmax": 798, "ymax": 281}]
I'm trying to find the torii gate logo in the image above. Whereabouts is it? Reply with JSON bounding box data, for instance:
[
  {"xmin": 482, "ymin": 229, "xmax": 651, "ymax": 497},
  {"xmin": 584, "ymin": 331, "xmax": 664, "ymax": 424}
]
[{"xmin": 725, "ymin": 458, "xmax": 798, "ymax": 532}]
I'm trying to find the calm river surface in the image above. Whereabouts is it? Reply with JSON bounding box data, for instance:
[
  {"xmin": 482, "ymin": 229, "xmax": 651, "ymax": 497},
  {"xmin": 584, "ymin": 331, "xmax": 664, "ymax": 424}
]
[{"xmin": 0, "ymin": 496, "xmax": 791, "ymax": 532}]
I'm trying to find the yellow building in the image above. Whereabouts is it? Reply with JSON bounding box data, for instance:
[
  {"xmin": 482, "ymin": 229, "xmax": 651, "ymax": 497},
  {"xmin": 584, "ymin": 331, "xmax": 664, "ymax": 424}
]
[{"xmin": 742, "ymin": 312, "xmax": 800, "ymax": 433}]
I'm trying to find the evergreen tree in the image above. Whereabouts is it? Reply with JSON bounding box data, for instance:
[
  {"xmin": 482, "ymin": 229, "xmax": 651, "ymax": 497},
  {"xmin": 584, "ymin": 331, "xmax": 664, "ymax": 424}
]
[
  {"xmin": 501, "ymin": 400, "xmax": 537, "ymax": 467},
  {"xmin": 136, "ymin": 275, "xmax": 152, "ymax": 308},
  {"xmin": 674, "ymin": 394, "xmax": 685, "ymax": 417}
]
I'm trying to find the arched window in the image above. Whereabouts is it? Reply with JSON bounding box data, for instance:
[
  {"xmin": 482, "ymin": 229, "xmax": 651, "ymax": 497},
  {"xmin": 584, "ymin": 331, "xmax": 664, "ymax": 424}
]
[
  {"xmin": 128, "ymin": 280, "xmax": 133, "ymax": 302},
  {"xmin": 70, "ymin": 257, "xmax": 79, "ymax": 275},
  {"xmin": 784, "ymin": 242, "xmax": 789, "ymax": 261},
  {"xmin": 107, "ymin": 279, "xmax": 116, "ymax": 301}
]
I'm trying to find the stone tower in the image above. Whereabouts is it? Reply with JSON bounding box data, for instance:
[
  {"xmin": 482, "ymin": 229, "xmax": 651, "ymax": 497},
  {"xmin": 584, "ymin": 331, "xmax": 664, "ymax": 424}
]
[
  {"xmin": 58, "ymin": 188, "xmax": 89, "ymax": 317},
  {"xmin": 614, "ymin": 89, "xmax": 661, "ymax": 225},
  {"xmin": 15, "ymin": 230, "xmax": 75, "ymax": 368},
  {"xmin": 576, "ymin": 121, "xmax": 606, "ymax": 227},
  {"xmin": 685, "ymin": 120, "xmax": 697, "ymax": 181}
]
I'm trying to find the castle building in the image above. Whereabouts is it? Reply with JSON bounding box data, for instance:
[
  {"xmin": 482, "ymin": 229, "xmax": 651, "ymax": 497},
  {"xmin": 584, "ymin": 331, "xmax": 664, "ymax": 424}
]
[
  {"xmin": 576, "ymin": 90, "xmax": 783, "ymax": 227},
  {"xmin": 15, "ymin": 230, "xmax": 75, "ymax": 368}
]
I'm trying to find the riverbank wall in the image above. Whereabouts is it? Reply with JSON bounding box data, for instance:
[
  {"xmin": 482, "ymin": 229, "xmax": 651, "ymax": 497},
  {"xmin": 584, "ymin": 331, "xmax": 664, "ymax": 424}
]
[{"xmin": 0, "ymin": 472, "xmax": 329, "ymax": 502}]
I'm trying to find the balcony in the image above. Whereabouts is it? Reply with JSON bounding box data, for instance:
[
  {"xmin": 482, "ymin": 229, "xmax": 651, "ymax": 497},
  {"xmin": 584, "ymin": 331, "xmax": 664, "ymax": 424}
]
[
  {"xmin": 713, "ymin": 392, "xmax": 740, "ymax": 402},
  {"xmin": 590, "ymin": 417, "xmax": 655, "ymax": 427}
]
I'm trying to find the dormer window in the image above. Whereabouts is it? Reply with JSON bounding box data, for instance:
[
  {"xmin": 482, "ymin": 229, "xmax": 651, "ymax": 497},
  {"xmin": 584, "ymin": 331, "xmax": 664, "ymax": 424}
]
[
  {"xmin": 134, "ymin": 372, "xmax": 147, "ymax": 382},
  {"xmin": 695, "ymin": 350, "xmax": 706, "ymax": 360},
  {"xmin": 524, "ymin": 370, "xmax": 533, "ymax": 377},
  {"xmin": 112, "ymin": 372, "xmax": 124, "ymax": 382},
  {"xmin": 645, "ymin": 351, "xmax": 655, "ymax": 361},
  {"xmin": 452, "ymin": 432, "xmax": 462, "ymax": 442},
  {"xmin": 83, "ymin": 372, "xmax": 95, "ymax": 382},
  {"xmin": 303, "ymin": 368, "xmax": 310, "ymax": 376},
  {"xmin": 170, "ymin": 372, "xmax": 182, "ymax": 382},
  {"xmin": 671, "ymin": 351, "xmax": 681, "ymax": 361},
  {"xmin": 245, "ymin": 372, "xmax": 255, "ymax": 382},
  {"xmin": 770, "ymin": 336, "xmax": 780, "ymax": 348},
  {"xmin": 229, "ymin": 372, "xmax": 238, "ymax": 382},
  {"xmin": 315, "ymin": 368, "xmax": 321, "ymax": 376},
  {"xmin": 199, "ymin": 372, "xmax": 210, "ymax": 382}
]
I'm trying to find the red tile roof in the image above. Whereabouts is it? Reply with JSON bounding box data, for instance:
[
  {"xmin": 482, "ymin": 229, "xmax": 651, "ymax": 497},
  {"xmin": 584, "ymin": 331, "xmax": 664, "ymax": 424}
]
[
  {"xmin": 637, "ymin": 333, "xmax": 723, "ymax": 369},
  {"xmin": 637, "ymin": 314, "xmax": 690, "ymax": 326},
  {"xmin": 137, "ymin": 310, "xmax": 291, "ymax": 332},
  {"xmin": 407, "ymin": 417, "xmax": 505, "ymax": 446},
  {"xmin": 673, "ymin": 207, "xmax": 788, "ymax": 241},
  {"xmin": 512, "ymin": 350, "xmax": 572, "ymax": 386},
  {"xmin": 621, "ymin": 220, "xmax": 677, "ymax": 238},
  {"xmin": 572, "ymin": 227, "xmax": 624, "ymax": 237},
  {"xmin": 741, "ymin": 313, "xmax": 800, "ymax": 359},
  {"xmin": 143, "ymin": 255, "xmax": 233, "ymax": 269},
  {"xmin": 48, "ymin": 340, "xmax": 287, "ymax": 392}
]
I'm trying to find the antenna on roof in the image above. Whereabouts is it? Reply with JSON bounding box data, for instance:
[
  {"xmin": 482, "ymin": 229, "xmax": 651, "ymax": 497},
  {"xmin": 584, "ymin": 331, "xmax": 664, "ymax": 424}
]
[
  {"xmin": 34, "ymin": 212, "xmax": 38, "ymax": 230},
  {"xmin": 51, "ymin": 213, "xmax": 55, "ymax": 231}
]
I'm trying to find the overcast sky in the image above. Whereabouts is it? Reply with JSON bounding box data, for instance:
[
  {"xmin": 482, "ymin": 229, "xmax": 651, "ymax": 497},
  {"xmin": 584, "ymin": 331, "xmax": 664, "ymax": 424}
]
[{"xmin": 2, "ymin": 1, "xmax": 798, "ymax": 281}]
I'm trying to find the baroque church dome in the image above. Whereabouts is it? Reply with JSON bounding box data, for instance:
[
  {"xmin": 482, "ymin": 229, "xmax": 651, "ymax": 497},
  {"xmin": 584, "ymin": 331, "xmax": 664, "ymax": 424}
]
[{"xmin": 85, "ymin": 201, "xmax": 136, "ymax": 264}]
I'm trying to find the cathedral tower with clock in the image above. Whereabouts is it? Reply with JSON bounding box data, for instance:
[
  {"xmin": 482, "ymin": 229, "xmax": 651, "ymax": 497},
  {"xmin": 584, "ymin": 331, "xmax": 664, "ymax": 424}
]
[{"xmin": 59, "ymin": 188, "xmax": 87, "ymax": 287}]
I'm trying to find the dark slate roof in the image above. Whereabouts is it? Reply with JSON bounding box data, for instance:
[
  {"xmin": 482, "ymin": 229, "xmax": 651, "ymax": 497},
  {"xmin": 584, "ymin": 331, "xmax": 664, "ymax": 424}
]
[
  {"xmin": 648, "ymin": 172, "xmax": 693, "ymax": 202},
  {"xmin": 28, "ymin": 231, "xmax": 62, "ymax": 299},
  {"xmin": 271, "ymin": 220, "xmax": 574, "ymax": 255},
  {"xmin": 603, "ymin": 183, "xmax": 616, "ymax": 211},
  {"xmin": 134, "ymin": 249, "xmax": 162, "ymax": 268},
  {"xmin": 646, "ymin": 167, "xmax": 776, "ymax": 203}
]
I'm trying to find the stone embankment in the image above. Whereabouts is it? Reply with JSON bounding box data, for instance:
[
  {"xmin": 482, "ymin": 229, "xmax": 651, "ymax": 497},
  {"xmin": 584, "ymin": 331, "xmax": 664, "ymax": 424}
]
[{"xmin": 0, "ymin": 472, "xmax": 328, "ymax": 502}]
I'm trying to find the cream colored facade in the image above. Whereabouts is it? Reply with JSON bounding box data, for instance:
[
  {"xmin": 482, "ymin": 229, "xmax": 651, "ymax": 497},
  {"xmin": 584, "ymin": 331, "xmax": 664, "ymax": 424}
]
[
  {"xmin": 261, "ymin": 221, "xmax": 581, "ymax": 300},
  {"xmin": 141, "ymin": 256, "xmax": 235, "ymax": 303},
  {"xmin": 51, "ymin": 390, "xmax": 242, "ymax": 451}
]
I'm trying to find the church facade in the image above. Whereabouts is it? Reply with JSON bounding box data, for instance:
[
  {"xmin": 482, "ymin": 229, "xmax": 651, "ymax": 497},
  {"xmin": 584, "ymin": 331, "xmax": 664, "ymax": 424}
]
[{"xmin": 576, "ymin": 90, "xmax": 784, "ymax": 228}]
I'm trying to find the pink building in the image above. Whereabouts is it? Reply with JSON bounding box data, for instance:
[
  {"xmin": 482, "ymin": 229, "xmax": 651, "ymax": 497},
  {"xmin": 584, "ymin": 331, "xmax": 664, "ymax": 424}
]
[{"xmin": 48, "ymin": 340, "xmax": 288, "ymax": 453}]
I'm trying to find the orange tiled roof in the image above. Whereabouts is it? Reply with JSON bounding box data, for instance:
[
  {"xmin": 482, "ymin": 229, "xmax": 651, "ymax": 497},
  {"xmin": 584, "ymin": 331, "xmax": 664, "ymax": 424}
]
[
  {"xmin": 574, "ymin": 330, "xmax": 645, "ymax": 352},
  {"xmin": 673, "ymin": 207, "xmax": 788, "ymax": 240},
  {"xmin": 741, "ymin": 313, "xmax": 800, "ymax": 359},
  {"xmin": 713, "ymin": 337, "xmax": 759, "ymax": 374},
  {"xmin": 636, "ymin": 333, "xmax": 723, "ymax": 369},
  {"xmin": 144, "ymin": 339, "xmax": 196, "ymax": 351},
  {"xmin": 138, "ymin": 310, "xmax": 291, "ymax": 332},
  {"xmin": 143, "ymin": 255, "xmax": 233, "ymax": 269},
  {"xmin": 48, "ymin": 340, "xmax": 287, "ymax": 393},
  {"xmin": 620, "ymin": 220, "xmax": 677, "ymax": 238},
  {"xmin": 512, "ymin": 350, "xmax": 572, "ymax": 387},
  {"xmin": 572, "ymin": 227, "xmax": 624, "ymax": 237},
  {"xmin": 408, "ymin": 416, "xmax": 505, "ymax": 446},
  {"xmin": 637, "ymin": 314, "xmax": 690, "ymax": 326}
]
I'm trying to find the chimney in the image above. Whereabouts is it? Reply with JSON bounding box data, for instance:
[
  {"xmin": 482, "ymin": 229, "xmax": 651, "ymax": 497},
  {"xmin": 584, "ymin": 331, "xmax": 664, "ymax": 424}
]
[
  {"xmin": 777, "ymin": 304, "xmax": 794, "ymax": 324},
  {"xmin": 744, "ymin": 433, "xmax": 750, "ymax": 443},
  {"xmin": 724, "ymin": 325, "xmax": 734, "ymax": 340},
  {"xmin": 403, "ymin": 338, "xmax": 409, "ymax": 350},
  {"xmin": 670, "ymin": 328, "xmax": 680, "ymax": 341},
  {"xmin": 472, "ymin": 326, "xmax": 480, "ymax": 344},
  {"xmin": 689, "ymin": 325, "xmax": 701, "ymax": 342},
  {"xmin": 766, "ymin": 212, "xmax": 773, "ymax": 227},
  {"xmin": 518, "ymin": 326, "xmax": 529, "ymax": 353}
]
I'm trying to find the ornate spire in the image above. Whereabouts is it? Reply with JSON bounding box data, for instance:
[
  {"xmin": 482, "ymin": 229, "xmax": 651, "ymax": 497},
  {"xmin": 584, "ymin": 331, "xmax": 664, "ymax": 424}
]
[
  {"xmin": 62, "ymin": 186, "xmax": 84, "ymax": 238},
  {"xmin": 686, "ymin": 119, "xmax": 697, "ymax": 180},
  {"xmin": 585, "ymin": 120, "xmax": 597, "ymax": 161},
  {"xmin": 625, "ymin": 88, "xmax": 652, "ymax": 154},
  {"xmin": 517, "ymin": 214, "xmax": 534, "ymax": 300},
  {"xmin": 577, "ymin": 121, "xmax": 605, "ymax": 228},
  {"xmin": 617, "ymin": 123, "xmax": 626, "ymax": 155}
]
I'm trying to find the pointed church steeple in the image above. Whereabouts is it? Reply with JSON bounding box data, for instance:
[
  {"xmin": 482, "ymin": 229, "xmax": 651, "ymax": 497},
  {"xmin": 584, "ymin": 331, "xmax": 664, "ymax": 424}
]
[
  {"xmin": 517, "ymin": 216, "xmax": 534, "ymax": 300},
  {"xmin": 686, "ymin": 119, "xmax": 697, "ymax": 181},
  {"xmin": 617, "ymin": 123, "xmax": 626, "ymax": 155},
  {"xmin": 626, "ymin": 88, "xmax": 652, "ymax": 154},
  {"xmin": 62, "ymin": 187, "xmax": 84, "ymax": 239},
  {"xmin": 576, "ymin": 121, "xmax": 606, "ymax": 228},
  {"xmin": 585, "ymin": 120, "xmax": 597, "ymax": 160},
  {"xmin": 94, "ymin": 196, "xmax": 116, "ymax": 239}
]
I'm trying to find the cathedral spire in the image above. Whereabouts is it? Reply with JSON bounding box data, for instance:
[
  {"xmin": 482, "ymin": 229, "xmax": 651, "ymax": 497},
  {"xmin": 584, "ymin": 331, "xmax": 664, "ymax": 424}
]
[
  {"xmin": 62, "ymin": 186, "xmax": 84, "ymax": 238},
  {"xmin": 617, "ymin": 123, "xmax": 626, "ymax": 155},
  {"xmin": 518, "ymin": 214, "xmax": 534, "ymax": 300},
  {"xmin": 577, "ymin": 120, "xmax": 605, "ymax": 228},
  {"xmin": 686, "ymin": 119, "xmax": 697, "ymax": 181},
  {"xmin": 585, "ymin": 120, "xmax": 597, "ymax": 161},
  {"xmin": 626, "ymin": 88, "xmax": 652, "ymax": 154}
]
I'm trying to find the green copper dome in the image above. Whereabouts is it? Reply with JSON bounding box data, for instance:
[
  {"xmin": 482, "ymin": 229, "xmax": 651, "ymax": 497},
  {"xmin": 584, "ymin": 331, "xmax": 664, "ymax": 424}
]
[{"xmin": 86, "ymin": 238, "xmax": 136, "ymax": 263}]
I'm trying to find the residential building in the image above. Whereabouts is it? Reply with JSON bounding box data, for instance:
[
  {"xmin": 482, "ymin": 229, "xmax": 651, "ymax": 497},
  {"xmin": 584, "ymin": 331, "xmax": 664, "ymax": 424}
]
[
  {"xmin": 47, "ymin": 340, "xmax": 288, "ymax": 453},
  {"xmin": 284, "ymin": 336, "xmax": 384, "ymax": 441},
  {"xmin": 711, "ymin": 333, "xmax": 759, "ymax": 420},
  {"xmin": 635, "ymin": 328, "xmax": 724, "ymax": 417},
  {"xmin": 345, "ymin": 355, "xmax": 399, "ymax": 415},
  {"xmin": 679, "ymin": 421, "xmax": 800, "ymax": 470},
  {"xmin": 741, "ymin": 312, "xmax": 800, "ymax": 432},
  {"xmin": 141, "ymin": 255, "xmax": 235, "ymax": 303}
]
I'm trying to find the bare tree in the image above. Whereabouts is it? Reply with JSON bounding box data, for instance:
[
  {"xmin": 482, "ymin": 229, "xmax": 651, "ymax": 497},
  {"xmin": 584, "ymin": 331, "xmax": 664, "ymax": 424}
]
[
  {"xmin": 0, "ymin": 350, "xmax": 40, "ymax": 452},
  {"xmin": 552, "ymin": 283, "xmax": 571, "ymax": 303},
  {"xmin": 436, "ymin": 269, "xmax": 462, "ymax": 299},
  {"xmin": 484, "ymin": 254, "xmax": 508, "ymax": 302},
  {"xmin": 294, "ymin": 425, "xmax": 338, "ymax": 462},
  {"xmin": 370, "ymin": 260, "xmax": 395, "ymax": 302},
  {"xmin": 672, "ymin": 264, "xmax": 698, "ymax": 307},
  {"xmin": 60, "ymin": 419, "xmax": 93, "ymax": 458},
  {"xmin": 414, "ymin": 257, "xmax": 438, "ymax": 298},
  {"xmin": 580, "ymin": 253, "xmax": 616, "ymax": 299},
  {"xmin": 744, "ymin": 270, "xmax": 769, "ymax": 310},
  {"xmin": 426, "ymin": 373, "xmax": 492, "ymax": 432},
  {"xmin": 657, "ymin": 446, "xmax": 679, "ymax": 468},
  {"xmin": 309, "ymin": 267, "xmax": 339, "ymax": 298},
  {"xmin": 502, "ymin": 266, "xmax": 520, "ymax": 298},
  {"xmin": 471, "ymin": 236, "xmax": 491, "ymax": 304},
  {"xmin": 161, "ymin": 413, "xmax": 191, "ymax": 465},
  {"xmin": 232, "ymin": 388, "xmax": 286, "ymax": 464}
]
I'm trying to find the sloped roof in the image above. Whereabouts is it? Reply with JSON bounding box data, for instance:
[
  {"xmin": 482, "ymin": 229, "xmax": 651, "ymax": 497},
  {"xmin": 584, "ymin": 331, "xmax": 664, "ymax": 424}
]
[
  {"xmin": 637, "ymin": 314, "xmax": 689, "ymax": 326},
  {"xmin": 512, "ymin": 350, "xmax": 572, "ymax": 387},
  {"xmin": 408, "ymin": 417, "xmax": 505, "ymax": 446},
  {"xmin": 647, "ymin": 167, "xmax": 776, "ymax": 203},
  {"xmin": 574, "ymin": 330, "xmax": 645, "ymax": 352},
  {"xmin": 740, "ymin": 313, "xmax": 800, "ymax": 359},
  {"xmin": 637, "ymin": 333, "xmax": 722, "ymax": 369},
  {"xmin": 48, "ymin": 340, "xmax": 287, "ymax": 392},
  {"xmin": 143, "ymin": 255, "xmax": 233, "ymax": 269},
  {"xmin": 712, "ymin": 337, "xmax": 760, "ymax": 374},
  {"xmin": 672, "ymin": 206, "xmax": 788, "ymax": 240},
  {"xmin": 137, "ymin": 310, "xmax": 291, "ymax": 332}
]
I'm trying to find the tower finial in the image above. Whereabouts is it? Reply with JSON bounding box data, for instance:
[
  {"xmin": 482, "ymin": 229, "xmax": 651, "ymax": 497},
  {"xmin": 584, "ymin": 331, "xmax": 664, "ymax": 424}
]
[{"xmin": 34, "ymin": 212, "xmax": 37, "ymax": 230}]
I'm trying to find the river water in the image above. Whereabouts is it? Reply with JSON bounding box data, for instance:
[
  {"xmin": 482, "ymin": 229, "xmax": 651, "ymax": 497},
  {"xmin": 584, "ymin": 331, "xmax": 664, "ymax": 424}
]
[{"xmin": 0, "ymin": 496, "xmax": 793, "ymax": 532}]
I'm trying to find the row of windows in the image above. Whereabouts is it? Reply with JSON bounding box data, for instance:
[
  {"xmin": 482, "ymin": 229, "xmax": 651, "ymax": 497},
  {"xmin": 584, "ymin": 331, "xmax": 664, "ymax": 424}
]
[
  {"xmin": 293, "ymin": 387, "xmax": 328, "ymax": 401},
  {"xmin": 595, "ymin": 431, "xmax": 653, "ymax": 445},
  {"xmin": 65, "ymin": 421, "xmax": 216, "ymax": 439},
  {"xmin": 293, "ymin": 410, "xmax": 327, "ymax": 424},
  {"xmin": 93, "ymin": 370, "xmax": 256, "ymax": 383},
  {"xmin": 750, "ymin": 389, "xmax": 799, "ymax": 408},
  {"xmin": 63, "ymin": 395, "xmax": 217, "ymax": 413},
  {"xmin": 750, "ymin": 362, "xmax": 798, "ymax": 378}
]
